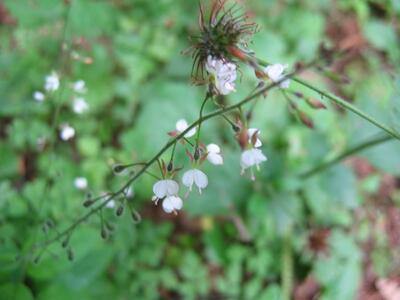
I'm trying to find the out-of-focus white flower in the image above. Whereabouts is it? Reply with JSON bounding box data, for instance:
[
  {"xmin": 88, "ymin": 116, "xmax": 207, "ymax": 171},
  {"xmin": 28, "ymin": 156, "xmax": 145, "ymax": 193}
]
[
  {"xmin": 33, "ymin": 91, "xmax": 45, "ymax": 102},
  {"xmin": 45, "ymin": 72, "xmax": 60, "ymax": 92},
  {"xmin": 206, "ymin": 143, "xmax": 223, "ymax": 165},
  {"xmin": 240, "ymin": 148, "xmax": 267, "ymax": 180},
  {"xmin": 206, "ymin": 55, "xmax": 237, "ymax": 95},
  {"xmin": 105, "ymin": 199, "xmax": 116, "ymax": 208},
  {"xmin": 72, "ymin": 97, "xmax": 89, "ymax": 114},
  {"xmin": 162, "ymin": 195, "xmax": 183, "ymax": 214},
  {"xmin": 264, "ymin": 63, "xmax": 290, "ymax": 89},
  {"xmin": 73, "ymin": 80, "xmax": 86, "ymax": 93},
  {"xmin": 176, "ymin": 119, "xmax": 197, "ymax": 138},
  {"xmin": 248, "ymin": 128, "xmax": 262, "ymax": 148},
  {"xmin": 60, "ymin": 124, "xmax": 75, "ymax": 141},
  {"xmin": 182, "ymin": 169, "xmax": 208, "ymax": 194},
  {"xmin": 152, "ymin": 179, "xmax": 179, "ymax": 199},
  {"xmin": 74, "ymin": 177, "xmax": 88, "ymax": 190},
  {"xmin": 124, "ymin": 186, "xmax": 134, "ymax": 198}
]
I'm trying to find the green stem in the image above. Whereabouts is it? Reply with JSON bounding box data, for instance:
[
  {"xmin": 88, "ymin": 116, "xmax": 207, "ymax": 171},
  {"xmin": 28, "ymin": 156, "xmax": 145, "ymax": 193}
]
[
  {"xmin": 255, "ymin": 57, "xmax": 400, "ymax": 141},
  {"xmin": 195, "ymin": 94, "xmax": 211, "ymax": 149},
  {"xmin": 301, "ymin": 133, "xmax": 393, "ymax": 178}
]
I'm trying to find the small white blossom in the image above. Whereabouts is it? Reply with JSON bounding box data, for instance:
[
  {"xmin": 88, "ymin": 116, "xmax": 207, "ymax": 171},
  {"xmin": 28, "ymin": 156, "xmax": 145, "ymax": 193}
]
[
  {"xmin": 182, "ymin": 169, "xmax": 208, "ymax": 194},
  {"xmin": 105, "ymin": 199, "xmax": 116, "ymax": 208},
  {"xmin": 72, "ymin": 97, "xmax": 89, "ymax": 114},
  {"xmin": 73, "ymin": 80, "xmax": 86, "ymax": 93},
  {"xmin": 240, "ymin": 148, "xmax": 267, "ymax": 180},
  {"xmin": 60, "ymin": 124, "xmax": 75, "ymax": 141},
  {"xmin": 248, "ymin": 128, "xmax": 262, "ymax": 148},
  {"xmin": 176, "ymin": 119, "xmax": 196, "ymax": 138},
  {"xmin": 206, "ymin": 55, "xmax": 237, "ymax": 95},
  {"xmin": 264, "ymin": 63, "xmax": 290, "ymax": 89},
  {"xmin": 74, "ymin": 177, "xmax": 88, "ymax": 190},
  {"xmin": 162, "ymin": 195, "xmax": 183, "ymax": 214},
  {"xmin": 152, "ymin": 179, "xmax": 179, "ymax": 199},
  {"xmin": 206, "ymin": 143, "xmax": 223, "ymax": 165},
  {"xmin": 33, "ymin": 91, "xmax": 45, "ymax": 102},
  {"xmin": 124, "ymin": 186, "xmax": 134, "ymax": 198},
  {"xmin": 45, "ymin": 72, "xmax": 60, "ymax": 92}
]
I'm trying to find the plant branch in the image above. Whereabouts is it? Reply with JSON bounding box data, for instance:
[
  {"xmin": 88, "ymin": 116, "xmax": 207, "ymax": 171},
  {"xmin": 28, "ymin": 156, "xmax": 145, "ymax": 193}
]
[{"xmin": 301, "ymin": 133, "xmax": 393, "ymax": 178}]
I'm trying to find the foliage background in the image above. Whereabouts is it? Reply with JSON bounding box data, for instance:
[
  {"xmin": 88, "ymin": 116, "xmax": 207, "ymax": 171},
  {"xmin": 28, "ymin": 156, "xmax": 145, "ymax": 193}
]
[{"xmin": 1, "ymin": 0, "xmax": 400, "ymax": 299}]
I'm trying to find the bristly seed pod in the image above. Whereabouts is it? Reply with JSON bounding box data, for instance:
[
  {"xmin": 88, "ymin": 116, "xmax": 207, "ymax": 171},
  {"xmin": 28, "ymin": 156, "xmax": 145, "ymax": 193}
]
[{"xmin": 187, "ymin": 0, "xmax": 258, "ymax": 82}]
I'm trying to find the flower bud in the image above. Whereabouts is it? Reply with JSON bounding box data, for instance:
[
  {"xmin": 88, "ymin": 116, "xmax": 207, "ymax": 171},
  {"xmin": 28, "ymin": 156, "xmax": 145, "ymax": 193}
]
[
  {"xmin": 101, "ymin": 228, "xmax": 108, "ymax": 239},
  {"xmin": 105, "ymin": 222, "xmax": 115, "ymax": 231},
  {"xmin": 306, "ymin": 98, "xmax": 326, "ymax": 109},
  {"xmin": 67, "ymin": 248, "xmax": 74, "ymax": 261},
  {"xmin": 83, "ymin": 200, "xmax": 93, "ymax": 207},
  {"xmin": 167, "ymin": 161, "xmax": 173, "ymax": 172},
  {"xmin": 116, "ymin": 205, "xmax": 124, "ymax": 216},
  {"xmin": 61, "ymin": 238, "xmax": 69, "ymax": 248},
  {"xmin": 112, "ymin": 164, "xmax": 127, "ymax": 175},
  {"xmin": 298, "ymin": 111, "xmax": 314, "ymax": 129}
]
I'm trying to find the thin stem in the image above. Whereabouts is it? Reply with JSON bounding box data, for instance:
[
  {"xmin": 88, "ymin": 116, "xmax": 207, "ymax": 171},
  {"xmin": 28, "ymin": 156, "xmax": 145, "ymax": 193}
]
[
  {"xmin": 255, "ymin": 57, "xmax": 400, "ymax": 141},
  {"xmin": 195, "ymin": 94, "xmax": 211, "ymax": 149},
  {"xmin": 301, "ymin": 133, "xmax": 393, "ymax": 178}
]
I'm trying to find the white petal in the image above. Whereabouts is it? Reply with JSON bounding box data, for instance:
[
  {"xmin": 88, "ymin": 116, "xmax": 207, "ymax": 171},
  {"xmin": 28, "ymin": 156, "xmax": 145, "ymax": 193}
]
[
  {"xmin": 33, "ymin": 91, "xmax": 45, "ymax": 102},
  {"xmin": 194, "ymin": 169, "xmax": 208, "ymax": 189},
  {"xmin": 73, "ymin": 97, "xmax": 89, "ymax": 114},
  {"xmin": 170, "ymin": 195, "xmax": 183, "ymax": 210},
  {"xmin": 207, "ymin": 153, "xmax": 223, "ymax": 165},
  {"xmin": 240, "ymin": 149, "xmax": 267, "ymax": 170},
  {"xmin": 74, "ymin": 177, "xmax": 87, "ymax": 190},
  {"xmin": 185, "ymin": 127, "xmax": 197, "ymax": 138},
  {"xmin": 182, "ymin": 170, "xmax": 195, "ymax": 190},
  {"xmin": 176, "ymin": 119, "xmax": 189, "ymax": 132},
  {"xmin": 73, "ymin": 80, "xmax": 86, "ymax": 93},
  {"xmin": 153, "ymin": 179, "xmax": 179, "ymax": 198},
  {"xmin": 280, "ymin": 79, "xmax": 290, "ymax": 89},
  {"xmin": 60, "ymin": 124, "xmax": 75, "ymax": 141},
  {"xmin": 162, "ymin": 197, "xmax": 175, "ymax": 213},
  {"xmin": 207, "ymin": 143, "xmax": 220, "ymax": 154}
]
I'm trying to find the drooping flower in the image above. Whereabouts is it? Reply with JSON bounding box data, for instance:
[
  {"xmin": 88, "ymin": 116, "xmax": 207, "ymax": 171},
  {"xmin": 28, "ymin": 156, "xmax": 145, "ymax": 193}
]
[
  {"xmin": 45, "ymin": 72, "xmax": 60, "ymax": 92},
  {"xmin": 247, "ymin": 128, "xmax": 262, "ymax": 148},
  {"xmin": 175, "ymin": 119, "xmax": 197, "ymax": 138},
  {"xmin": 105, "ymin": 199, "xmax": 116, "ymax": 209},
  {"xmin": 72, "ymin": 97, "xmax": 89, "ymax": 114},
  {"xmin": 240, "ymin": 148, "xmax": 267, "ymax": 180},
  {"xmin": 60, "ymin": 124, "xmax": 75, "ymax": 141},
  {"xmin": 205, "ymin": 56, "xmax": 237, "ymax": 95},
  {"xmin": 152, "ymin": 179, "xmax": 179, "ymax": 199},
  {"xmin": 74, "ymin": 177, "xmax": 88, "ymax": 190},
  {"xmin": 263, "ymin": 63, "xmax": 290, "ymax": 89},
  {"xmin": 162, "ymin": 195, "xmax": 183, "ymax": 214},
  {"xmin": 33, "ymin": 91, "xmax": 45, "ymax": 102},
  {"xmin": 182, "ymin": 168, "xmax": 208, "ymax": 194},
  {"xmin": 206, "ymin": 143, "xmax": 223, "ymax": 165},
  {"xmin": 73, "ymin": 80, "xmax": 86, "ymax": 93}
]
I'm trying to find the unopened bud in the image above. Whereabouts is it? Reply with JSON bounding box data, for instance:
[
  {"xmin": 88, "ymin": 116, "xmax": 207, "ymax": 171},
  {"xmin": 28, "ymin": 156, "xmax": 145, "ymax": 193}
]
[
  {"xmin": 83, "ymin": 200, "xmax": 93, "ymax": 207},
  {"xmin": 131, "ymin": 210, "xmax": 142, "ymax": 224},
  {"xmin": 101, "ymin": 228, "xmax": 108, "ymax": 239},
  {"xmin": 194, "ymin": 148, "xmax": 200, "ymax": 161},
  {"xmin": 167, "ymin": 161, "xmax": 173, "ymax": 172},
  {"xmin": 232, "ymin": 124, "xmax": 240, "ymax": 132},
  {"xmin": 294, "ymin": 92, "xmax": 304, "ymax": 98},
  {"xmin": 298, "ymin": 111, "xmax": 314, "ymax": 129},
  {"xmin": 106, "ymin": 222, "xmax": 115, "ymax": 231},
  {"xmin": 67, "ymin": 248, "xmax": 74, "ymax": 261},
  {"xmin": 112, "ymin": 164, "xmax": 127, "ymax": 175},
  {"xmin": 61, "ymin": 238, "xmax": 69, "ymax": 248},
  {"xmin": 116, "ymin": 205, "xmax": 124, "ymax": 216},
  {"xmin": 306, "ymin": 98, "xmax": 326, "ymax": 109}
]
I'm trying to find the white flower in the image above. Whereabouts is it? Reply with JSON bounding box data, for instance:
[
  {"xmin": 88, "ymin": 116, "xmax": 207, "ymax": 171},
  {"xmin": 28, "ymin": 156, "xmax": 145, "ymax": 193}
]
[
  {"xmin": 152, "ymin": 179, "xmax": 179, "ymax": 199},
  {"xmin": 73, "ymin": 80, "xmax": 86, "ymax": 93},
  {"xmin": 182, "ymin": 169, "xmax": 208, "ymax": 194},
  {"xmin": 162, "ymin": 195, "xmax": 183, "ymax": 214},
  {"xmin": 206, "ymin": 143, "xmax": 223, "ymax": 165},
  {"xmin": 248, "ymin": 128, "xmax": 262, "ymax": 148},
  {"xmin": 60, "ymin": 124, "xmax": 75, "ymax": 141},
  {"xmin": 124, "ymin": 186, "xmax": 134, "ymax": 198},
  {"xmin": 176, "ymin": 119, "xmax": 196, "ymax": 138},
  {"xmin": 74, "ymin": 177, "xmax": 88, "ymax": 190},
  {"xmin": 45, "ymin": 72, "xmax": 60, "ymax": 92},
  {"xmin": 33, "ymin": 91, "xmax": 45, "ymax": 102},
  {"xmin": 206, "ymin": 55, "xmax": 237, "ymax": 95},
  {"xmin": 72, "ymin": 97, "xmax": 89, "ymax": 114},
  {"xmin": 264, "ymin": 63, "xmax": 290, "ymax": 89},
  {"xmin": 105, "ymin": 199, "xmax": 116, "ymax": 208},
  {"xmin": 240, "ymin": 148, "xmax": 267, "ymax": 180}
]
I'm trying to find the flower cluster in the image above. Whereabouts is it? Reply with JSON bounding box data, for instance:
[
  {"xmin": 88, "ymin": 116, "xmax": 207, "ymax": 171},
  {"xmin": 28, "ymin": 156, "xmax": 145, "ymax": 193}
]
[
  {"xmin": 33, "ymin": 72, "xmax": 90, "ymax": 142},
  {"xmin": 205, "ymin": 56, "xmax": 237, "ymax": 95}
]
